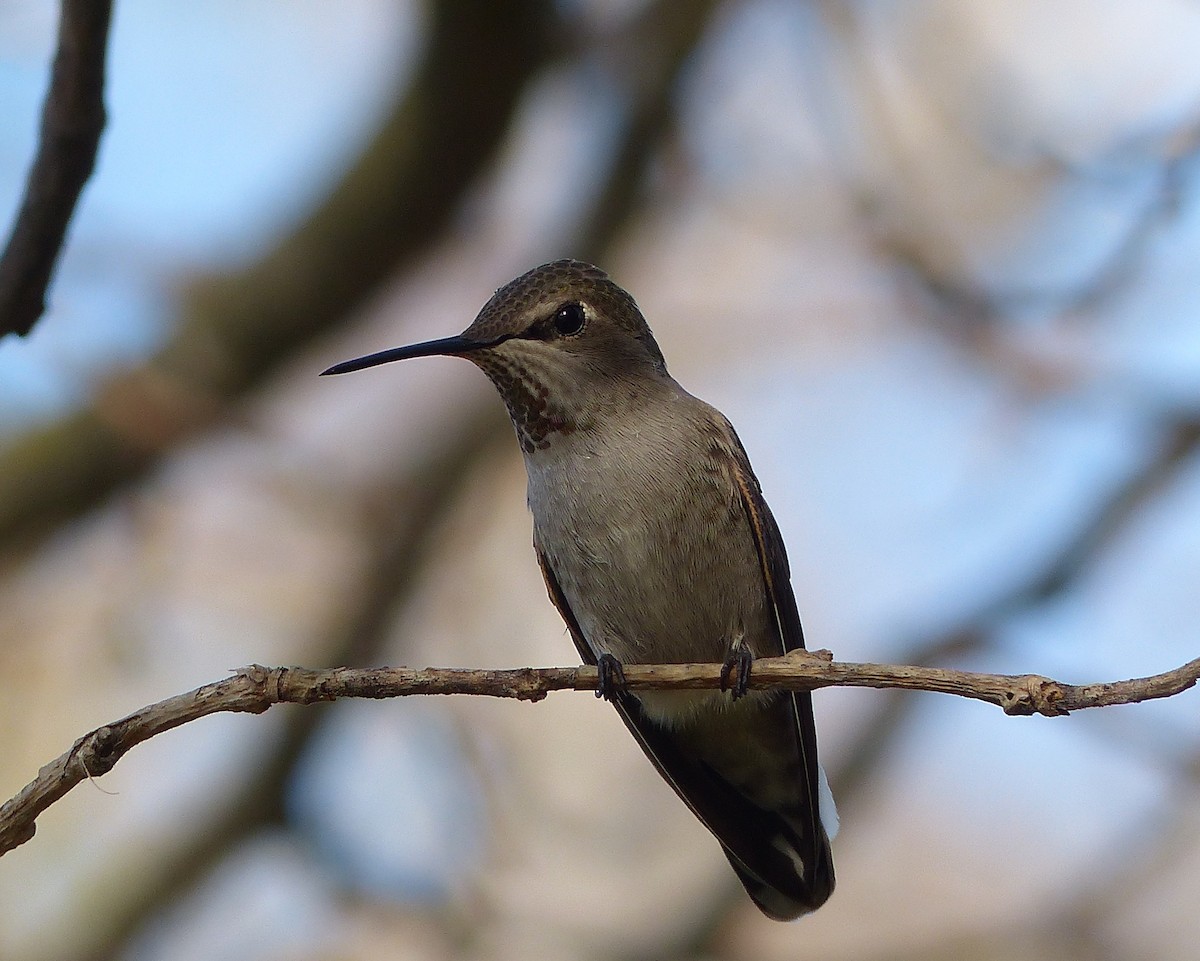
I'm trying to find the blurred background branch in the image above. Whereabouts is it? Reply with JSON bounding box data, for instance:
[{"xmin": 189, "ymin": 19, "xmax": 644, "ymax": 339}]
[
  {"xmin": 3, "ymin": 1, "xmax": 1200, "ymax": 960},
  {"xmin": 0, "ymin": 0, "xmax": 551, "ymax": 548},
  {"xmin": 0, "ymin": 0, "xmax": 112, "ymax": 338}
]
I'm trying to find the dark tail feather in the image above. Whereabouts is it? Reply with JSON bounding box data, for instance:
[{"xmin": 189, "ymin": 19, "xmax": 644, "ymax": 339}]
[
  {"xmin": 723, "ymin": 824, "xmax": 835, "ymax": 920},
  {"xmin": 607, "ymin": 691, "xmax": 835, "ymax": 920}
]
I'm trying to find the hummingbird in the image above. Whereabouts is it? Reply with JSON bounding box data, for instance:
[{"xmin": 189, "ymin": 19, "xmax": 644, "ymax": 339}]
[{"xmin": 322, "ymin": 260, "xmax": 837, "ymax": 919}]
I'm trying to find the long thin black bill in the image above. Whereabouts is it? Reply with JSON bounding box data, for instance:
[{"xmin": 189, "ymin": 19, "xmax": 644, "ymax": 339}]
[{"xmin": 320, "ymin": 335, "xmax": 491, "ymax": 376}]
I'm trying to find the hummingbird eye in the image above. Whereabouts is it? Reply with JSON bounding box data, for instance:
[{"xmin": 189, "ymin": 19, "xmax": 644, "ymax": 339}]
[{"xmin": 552, "ymin": 302, "xmax": 586, "ymax": 337}]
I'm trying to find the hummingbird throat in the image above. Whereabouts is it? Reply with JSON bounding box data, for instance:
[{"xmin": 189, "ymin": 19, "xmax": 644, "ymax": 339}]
[{"xmin": 472, "ymin": 349, "xmax": 582, "ymax": 453}]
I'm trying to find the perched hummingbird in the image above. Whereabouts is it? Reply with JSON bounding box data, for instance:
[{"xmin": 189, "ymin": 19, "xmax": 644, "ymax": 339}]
[{"xmin": 322, "ymin": 260, "xmax": 836, "ymax": 919}]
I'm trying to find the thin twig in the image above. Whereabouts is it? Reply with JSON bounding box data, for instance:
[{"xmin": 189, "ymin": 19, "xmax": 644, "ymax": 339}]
[
  {"xmin": 2, "ymin": 651, "xmax": 1196, "ymax": 858},
  {"xmin": 0, "ymin": 0, "xmax": 114, "ymax": 337}
]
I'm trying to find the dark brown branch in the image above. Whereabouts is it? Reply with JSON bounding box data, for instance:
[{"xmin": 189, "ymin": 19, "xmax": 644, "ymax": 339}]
[
  {"xmin": 174, "ymin": 0, "xmax": 554, "ymax": 397},
  {"xmin": 0, "ymin": 0, "xmax": 554, "ymax": 549},
  {"xmin": 0, "ymin": 0, "xmax": 113, "ymax": 337},
  {"xmin": 3, "ymin": 651, "xmax": 1196, "ymax": 858}
]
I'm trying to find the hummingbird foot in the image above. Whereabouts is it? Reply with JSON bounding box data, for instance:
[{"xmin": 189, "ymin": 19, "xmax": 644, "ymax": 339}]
[
  {"xmin": 595, "ymin": 653, "xmax": 628, "ymax": 701},
  {"xmin": 720, "ymin": 641, "xmax": 753, "ymax": 700}
]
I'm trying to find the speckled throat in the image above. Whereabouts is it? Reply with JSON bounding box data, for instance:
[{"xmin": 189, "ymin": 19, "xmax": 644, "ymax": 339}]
[{"xmin": 471, "ymin": 347, "xmax": 583, "ymax": 454}]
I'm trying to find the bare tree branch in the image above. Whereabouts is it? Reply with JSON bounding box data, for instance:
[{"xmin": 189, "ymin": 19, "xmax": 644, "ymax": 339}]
[
  {"xmin": 0, "ymin": 0, "xmax": 554, "ymax": 549},
  {"xmin": 0, "ymin": 0, "xmax": 113, "ymax": 337},
  {"xmin": 3, "ymin": 651, "xmax": 1196, "ymax": 858},
  {"xmin": 62, "ymin": 418, "xmax": 512, "ymax": 961},
  {"xmin": 826, "ymin": 417, "xmax": 1200, "ymax": 807}
]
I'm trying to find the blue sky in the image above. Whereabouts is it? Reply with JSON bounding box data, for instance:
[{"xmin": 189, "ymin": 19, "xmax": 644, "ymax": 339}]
[{"xmin": 0, "ymin": 0, "xmax": 410, "ymax": 431}]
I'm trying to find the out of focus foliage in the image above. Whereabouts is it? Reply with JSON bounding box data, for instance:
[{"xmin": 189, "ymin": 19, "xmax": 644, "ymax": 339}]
[{"xmin": 2, "ymin": 2, "xmax": 1200, "ymax": 960}]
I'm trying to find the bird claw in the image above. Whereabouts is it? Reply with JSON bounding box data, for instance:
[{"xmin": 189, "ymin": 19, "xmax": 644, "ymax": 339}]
[
  {"xmin": 720, "ymin": 643, "xmax": 753, "ymax": 700},
  {"xmin": 595, "ymin": 653, "xmax": 628, "ymax": 701}
]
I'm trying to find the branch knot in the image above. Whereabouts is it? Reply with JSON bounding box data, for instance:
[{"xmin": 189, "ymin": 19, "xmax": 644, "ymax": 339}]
[
  {"xmin": 76, "ymin": 725, "xmax": 121, "ymax": 777},
  {"xmin": 1001, "ymin": 676, "xmax": 1068, "ymax": 717}
]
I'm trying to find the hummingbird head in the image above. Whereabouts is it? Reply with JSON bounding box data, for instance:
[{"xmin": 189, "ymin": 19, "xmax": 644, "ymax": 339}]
[{"xmin": 322, "ymin": 260, "xmax": 671, "ymax": 453}]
